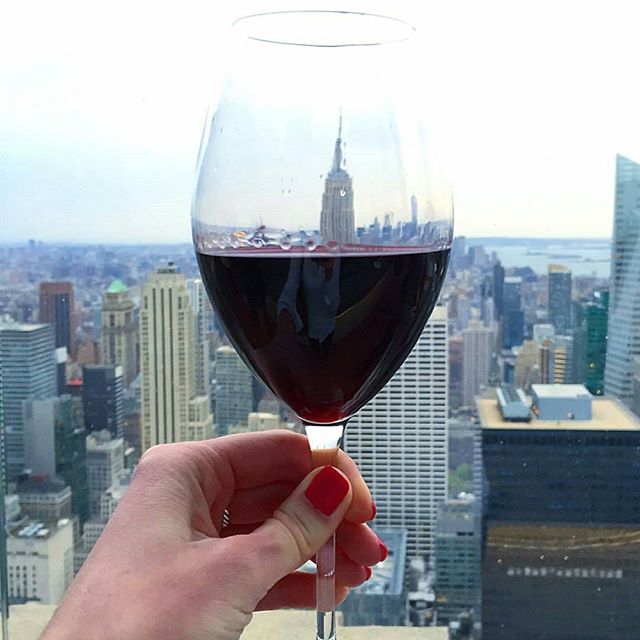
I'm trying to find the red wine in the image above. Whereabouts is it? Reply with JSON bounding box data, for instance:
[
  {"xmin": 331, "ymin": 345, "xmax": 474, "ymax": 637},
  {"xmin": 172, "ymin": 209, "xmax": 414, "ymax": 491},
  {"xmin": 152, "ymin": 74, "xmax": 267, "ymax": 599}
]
[{"xmin": 197, "ymin": 248, "xmax": 450, "ymax": 424}]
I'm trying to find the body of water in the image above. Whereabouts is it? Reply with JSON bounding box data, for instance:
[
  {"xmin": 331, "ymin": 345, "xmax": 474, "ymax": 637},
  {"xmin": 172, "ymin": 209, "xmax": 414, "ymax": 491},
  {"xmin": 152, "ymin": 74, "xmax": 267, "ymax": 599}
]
[{"xmin": 472, "ymin": 239, "xmax": 611, "ymax": 278}]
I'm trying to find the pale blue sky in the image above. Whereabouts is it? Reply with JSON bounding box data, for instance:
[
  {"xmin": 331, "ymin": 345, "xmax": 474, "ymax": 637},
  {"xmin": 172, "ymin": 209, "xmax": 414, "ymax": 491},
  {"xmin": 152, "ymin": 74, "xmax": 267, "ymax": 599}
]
[{"xmin": 2, "ymin": 0, "xmax": 640, "ymax": 243}]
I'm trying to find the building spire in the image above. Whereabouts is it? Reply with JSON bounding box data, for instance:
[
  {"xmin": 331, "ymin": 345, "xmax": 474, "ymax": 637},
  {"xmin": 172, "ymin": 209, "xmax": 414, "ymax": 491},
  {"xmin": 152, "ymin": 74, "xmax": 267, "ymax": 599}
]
[{"xmin": 331, "ymin": 110, "xmax": 343, "ymax": 174}]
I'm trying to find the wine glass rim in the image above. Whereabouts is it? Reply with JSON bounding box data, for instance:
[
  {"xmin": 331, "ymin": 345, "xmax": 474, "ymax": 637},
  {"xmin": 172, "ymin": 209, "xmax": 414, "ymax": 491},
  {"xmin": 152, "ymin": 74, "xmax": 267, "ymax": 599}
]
[{"xmin": 231, "ymin": 10, "xmax": 416, "ymax": 48}]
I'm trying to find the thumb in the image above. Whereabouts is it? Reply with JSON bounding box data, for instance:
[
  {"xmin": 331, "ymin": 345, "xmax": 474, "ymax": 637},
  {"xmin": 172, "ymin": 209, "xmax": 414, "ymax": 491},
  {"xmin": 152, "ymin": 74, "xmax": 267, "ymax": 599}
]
[{"xmin": 235, "ymin": 465, "xmax": 352, "ymax": 599}]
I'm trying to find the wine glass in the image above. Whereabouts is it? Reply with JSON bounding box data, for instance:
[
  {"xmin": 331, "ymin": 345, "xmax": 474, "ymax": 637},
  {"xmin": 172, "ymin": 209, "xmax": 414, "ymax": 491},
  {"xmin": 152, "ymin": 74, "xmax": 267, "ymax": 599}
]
[{"xmin": 191, "ymin": 10, "xmax": 452, "ymax": 639}]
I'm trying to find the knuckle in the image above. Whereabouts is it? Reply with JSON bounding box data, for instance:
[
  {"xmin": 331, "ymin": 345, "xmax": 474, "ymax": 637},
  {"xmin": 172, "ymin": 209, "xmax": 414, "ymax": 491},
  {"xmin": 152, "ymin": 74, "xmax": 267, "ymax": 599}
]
[{"xmin": 135, "ymin": 443, "xmax": 181, "ymax": 481}]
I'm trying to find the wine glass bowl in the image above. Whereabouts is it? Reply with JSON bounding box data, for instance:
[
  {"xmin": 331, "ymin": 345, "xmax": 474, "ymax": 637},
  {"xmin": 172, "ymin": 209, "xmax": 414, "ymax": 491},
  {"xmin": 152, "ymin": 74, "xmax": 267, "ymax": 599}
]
[{"xmin": 193, "ymin": 10, "xmax": 453, "ymax": 424}]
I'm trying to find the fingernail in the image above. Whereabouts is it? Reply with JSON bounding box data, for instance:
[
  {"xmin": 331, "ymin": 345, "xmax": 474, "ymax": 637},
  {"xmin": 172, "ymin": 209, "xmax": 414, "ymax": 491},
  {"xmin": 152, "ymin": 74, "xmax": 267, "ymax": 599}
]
[
  {"xmin": 304, "ymin": 466, "xmax": 350, "ymax": 516},
  {"xmin": 364, "ymin": 566, "xmax": 372, "ymax": 580},
  {"xmin": 370, "ymin": 501, "xmax": 377, "ymax": 520},
  {"xmin": 379, "ymin": 539, "xmax": 388, "ymax": 561}
]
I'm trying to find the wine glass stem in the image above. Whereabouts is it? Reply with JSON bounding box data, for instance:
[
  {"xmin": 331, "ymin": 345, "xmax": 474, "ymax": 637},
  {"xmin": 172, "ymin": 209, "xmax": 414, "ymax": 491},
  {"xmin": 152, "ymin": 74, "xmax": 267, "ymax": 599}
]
[
  {"xmin": 304, "ymin": 422, "xmax": 346, "ymax": 640},
  {"xmin": 316, "ymin": 533, "xmax": 337, "ymax": 640}
]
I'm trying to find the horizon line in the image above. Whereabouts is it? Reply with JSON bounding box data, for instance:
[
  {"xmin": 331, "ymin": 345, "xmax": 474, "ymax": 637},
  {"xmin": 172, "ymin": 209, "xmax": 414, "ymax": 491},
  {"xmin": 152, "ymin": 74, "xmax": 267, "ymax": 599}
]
[{"xmin": 0, "ymin": 235, "xmax": 613, "ymax": 247}]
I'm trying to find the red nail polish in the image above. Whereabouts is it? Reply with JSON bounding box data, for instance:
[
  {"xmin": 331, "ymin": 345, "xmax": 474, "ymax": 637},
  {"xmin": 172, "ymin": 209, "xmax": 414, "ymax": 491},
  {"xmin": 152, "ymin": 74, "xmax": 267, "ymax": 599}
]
[
  {"xmin": 304, "ymin": 466, "xmax": 350, "ymax": 516},
  {"xmin": 364, "ymin": 566, "xmax": 372, "ymax": 580},
  {"xmin": 370, "ymin": 501, "xmax": 377, "ymax": 520},
  {"xmin": 379, "ymin": 540, "xmax": 388, "ymax": 562}
]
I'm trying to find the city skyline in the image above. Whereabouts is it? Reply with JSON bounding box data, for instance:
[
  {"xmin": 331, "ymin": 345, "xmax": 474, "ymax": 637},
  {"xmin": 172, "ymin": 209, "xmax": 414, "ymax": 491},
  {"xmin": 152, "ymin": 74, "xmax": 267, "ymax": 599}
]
[{"xmin": 1, "ymin": 125, "xmax": 639, "ymax": 635}]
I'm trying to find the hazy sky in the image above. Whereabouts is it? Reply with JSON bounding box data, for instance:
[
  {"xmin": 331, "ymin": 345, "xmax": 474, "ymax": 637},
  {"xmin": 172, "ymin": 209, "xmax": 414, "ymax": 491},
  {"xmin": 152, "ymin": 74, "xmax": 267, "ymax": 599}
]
[{"xmin": 2, "ymin": 0, "xmax": 640, "ymax": 243}]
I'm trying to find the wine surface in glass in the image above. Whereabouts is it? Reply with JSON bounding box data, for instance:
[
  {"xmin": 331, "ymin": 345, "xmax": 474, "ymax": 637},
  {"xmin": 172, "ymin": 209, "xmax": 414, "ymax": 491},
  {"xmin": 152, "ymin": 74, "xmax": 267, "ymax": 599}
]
[{"xmin": 197, "ymin": 248, "xmax": 450, "ymax": 424}]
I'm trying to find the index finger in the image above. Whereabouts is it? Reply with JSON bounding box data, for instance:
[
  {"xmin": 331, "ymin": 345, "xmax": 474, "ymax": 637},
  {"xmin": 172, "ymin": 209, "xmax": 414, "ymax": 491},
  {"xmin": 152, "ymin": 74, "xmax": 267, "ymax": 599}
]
[
  {"xmin": 214, "ymin": 431, "xmax": 372, "ymax": 523},
  {"xmin": 212, "ymin": 430, "xmax": 312, "ymax": 489}
]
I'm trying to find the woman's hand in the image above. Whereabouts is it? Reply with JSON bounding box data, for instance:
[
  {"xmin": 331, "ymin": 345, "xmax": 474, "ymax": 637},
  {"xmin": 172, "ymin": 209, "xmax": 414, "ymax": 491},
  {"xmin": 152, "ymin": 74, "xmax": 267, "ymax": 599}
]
[{"xmin": 41, "ymin": 430, "xmax": 384, "ymax": 640}]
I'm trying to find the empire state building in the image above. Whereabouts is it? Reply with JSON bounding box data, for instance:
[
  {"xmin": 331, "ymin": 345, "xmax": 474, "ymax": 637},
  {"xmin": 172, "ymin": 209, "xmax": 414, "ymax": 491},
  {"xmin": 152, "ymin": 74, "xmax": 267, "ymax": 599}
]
[{"xmin": 320, "ymin": 117, "xmax": 356, "ymax": 244}]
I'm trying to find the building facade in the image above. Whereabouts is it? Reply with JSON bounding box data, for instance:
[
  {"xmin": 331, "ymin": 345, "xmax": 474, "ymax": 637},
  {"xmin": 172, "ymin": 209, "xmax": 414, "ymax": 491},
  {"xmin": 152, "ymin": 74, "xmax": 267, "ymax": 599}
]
[
  {"xmin": 214, "ymin": 345, "xmax": 253, "ymax": 436},
  {"xmin": 23, "ymin": 394, "xmax": 89, "ymax": 523},
  {"xmin": 605, "ymin": 154, "xmax": 640, "ymax": 406},
  {"xmin": 100, "ymin": 279, "xmax": 137, "ymax": 387},
  {"xmin": 462, "ymin": 321, "xmax": 494, "ymax": 407},
  {"xmin": 502, "ymin": 277, "xmax": 524, "ymax": 349},
  {"xmin": 39, "ymin": 282, "xmax": 74, "ymax": 356},
  {"xmin": 82, "ymin": 364, "xmax": 124, "ymax": 439},
  {"xmin": 186, "ymin": 278, "xmax": 212, "ymax": 399},
  {"xmin": 585, "ymin": 290, "xmax": 609, "ymax": 396},
  {"xmin": 346, "ymin": 305, "xmax": 448, "ymax": 562},
  {"xmin": 547, "ymin": 264, "xmax": 572, "ymax": 336},
  {"xmin": 86, "ymin": 431, "xmax": 124, "ymax": 516},
  {"xmin": 435, "ymin": 498, "xmax": 480, "ymax": 625},
  {"xmin": 7, "ymin": 520, "xmax": 74, "ymax": 605},
  {"xmin": 478, "ymin": 387, "xmax": 640, "ymax": 639},
  {"xmin": 0, "ymin": 323, "xmax": 56, "ymax": 480},
  {"xmin": 139, "ymin": 263, "xmax": 213, "ymax": 451}
]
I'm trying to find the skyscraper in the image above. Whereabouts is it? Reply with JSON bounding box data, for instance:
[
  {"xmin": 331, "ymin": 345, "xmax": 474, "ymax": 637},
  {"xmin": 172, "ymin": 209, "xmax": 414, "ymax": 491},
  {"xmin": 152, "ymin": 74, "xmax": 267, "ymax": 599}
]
[
  {"xmin": 214, "ymin": 345, "xmax": 253, "ymax": 436},
  {"xmin": 502, "ymin": 276, "xmax": 524, "ymax": 349},
  {"xmin": 39, "ymin": 282, "xmax": 74, "ymax": 356},
  {"xmin": 139, "ymin": 263, "xmax": 213, "ymax": 451},
  {"xmin": 23, "ymin": 394, "xmax": 89, "ymax": 523},
  {"xmin": 478, "ymin": 386, "xmax": 640, "ymax": 639},
  {"xmin": 605, "ymin": 154, "xmax": 640, "ymax": 406},
  {"xmin": 82, "ymin": 364, "xmax": 124, "ymax": 439},
  {"xmin": 319, "ymin": 116, "xmax": 355, "ymax": 244},
  {"xmin": 584, "ymin": 290, "xmax": 609, "ymax": 395},
  {"xmin": 548, "ymin": 264, "xmax": 572, "ymax": 335},
  {"xmin": 186, "ymin": 278, "xmax": 211, "ymax": 399},
  {"xmin": 492, "ymin": 262, "xmax": 505, "ymax": 320},
  {"xmin": 462, "ymin": 320, "xmax": 494, "ymax": 407},
  {"xmin": 346, "ymin": 305, "xmax": 448, "ymax": 562},
  {"xmin": 0, "ymin": 323, "xmax": 56, "ymax": 480},
  {"xmin": 100, "ymin": 279, "xmax": 137, "ymax": 387}
]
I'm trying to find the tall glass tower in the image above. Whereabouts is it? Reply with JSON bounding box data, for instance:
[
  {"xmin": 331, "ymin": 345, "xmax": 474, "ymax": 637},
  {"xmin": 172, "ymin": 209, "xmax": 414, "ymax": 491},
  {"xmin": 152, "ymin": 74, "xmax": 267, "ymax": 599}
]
[
  {"xmin": 605, "ymin": 155, "xmax": 640, "ymax": 405},
  {"xmin": 548, "ymin": 264, "xmax": 572, "ymax": 335},
  {"xmin": 0, "ymin": 322, "xmax": 56, "ymax": 480}
]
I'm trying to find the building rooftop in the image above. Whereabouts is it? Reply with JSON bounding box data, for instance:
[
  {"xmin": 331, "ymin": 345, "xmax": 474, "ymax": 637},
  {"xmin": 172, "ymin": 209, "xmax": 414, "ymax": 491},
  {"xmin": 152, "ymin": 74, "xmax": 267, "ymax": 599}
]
[
  {"xmin": 436, "ymin": 498, "xmax": 476, "ymax": 535},
  {"xmin": 216, "ymin": 345, "xmax": 237, "ymax": 354},
  {"xmin": 87, "ymin": 432, "xmax": 123, "ymax": 450},
  {"xmin": 548, "ymin": 263, "xmax": 571, "ymax": 274},
  {"xmin": 477, "ymin": 395, "xmax": 640, "ymax": 431},
  {"xmin": 16, "ymin": 476, "xmax": 69, "ymax": 495},
  {"xmin": 106, "ymin": 279, "xmax": 128, "ymax": 293},
  {"xmin": 0, "ymin": 322, "xmax": 48, "ymax": 333},
  {"xmin": 531, "ymin": 384, "xmax": 591, "ymax": 399},
  {"xmin": 11, "ymin": 519, "xmax": 70, "ymax": 541}
]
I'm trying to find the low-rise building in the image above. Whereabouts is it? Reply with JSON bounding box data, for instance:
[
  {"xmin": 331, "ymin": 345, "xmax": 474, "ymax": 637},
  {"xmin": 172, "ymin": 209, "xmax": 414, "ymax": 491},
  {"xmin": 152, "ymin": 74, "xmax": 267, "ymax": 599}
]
[
  {"xmin": 339, "ymin": 529, "xmax": 407, "ymax": 626},
  {"xmin": 8, "ymin": 520, "xmax": 74, "ymax": 605}
]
